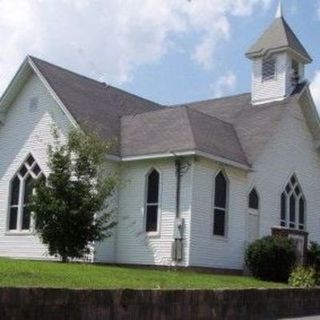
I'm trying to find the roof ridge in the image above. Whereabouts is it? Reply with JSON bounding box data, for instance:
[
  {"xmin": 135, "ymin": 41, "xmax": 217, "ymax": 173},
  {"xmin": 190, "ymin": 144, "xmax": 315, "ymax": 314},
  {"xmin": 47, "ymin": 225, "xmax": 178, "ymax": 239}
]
[
  {"xmin": 186, "ymin": 106, "xmax": 249, "ymax": 166},
  {"xmin": 278, "ymin": 17, "xmax": 290, "ymax": 47},
  {"xmin": 185, "ymin": 107, "xmax": 199, "ymax": 151},
  {"xmin": 120, "ymin": 104, "xmax": 187, "ymax": 119},
  {"xmin": 170, "ymin": 92, "xmax": 251, "ymax": 108}
]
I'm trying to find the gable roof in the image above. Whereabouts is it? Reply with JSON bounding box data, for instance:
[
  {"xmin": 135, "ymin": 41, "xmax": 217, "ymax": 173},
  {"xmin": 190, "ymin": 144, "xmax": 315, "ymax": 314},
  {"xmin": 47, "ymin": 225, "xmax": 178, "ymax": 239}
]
[
  {"xmin": 246, "ymin": 17, "xmax": 312, "ymax": 63},
  {"xmin": 28, "ymin": 56, "xmax": 161, "ymax": 154},
  {"xmin": 0, "ymin": 56, "xmax": 314, "ymax": 170}
]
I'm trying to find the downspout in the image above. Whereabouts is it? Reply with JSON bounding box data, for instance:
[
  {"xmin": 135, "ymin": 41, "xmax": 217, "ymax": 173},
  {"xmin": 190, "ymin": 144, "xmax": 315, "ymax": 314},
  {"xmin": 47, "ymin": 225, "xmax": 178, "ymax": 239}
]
[
  {"xmin": 175, "ymin": 158, "xmax": 181, "ymax": 219},
  {"xmin": 172, "ymin": 157, "xmax": 184, "ymax": 263}
]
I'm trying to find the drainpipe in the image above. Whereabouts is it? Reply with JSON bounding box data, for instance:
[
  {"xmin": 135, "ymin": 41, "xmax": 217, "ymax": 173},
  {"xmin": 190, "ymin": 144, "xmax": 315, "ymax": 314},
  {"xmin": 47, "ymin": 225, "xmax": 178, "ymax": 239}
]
[
  {"xmin": 172, "ymin": 157, "xmax": 184, "ymax": 262},
  {"xmin": 175, "ymin": 158, "xmax": 181, "ymax": 219}
]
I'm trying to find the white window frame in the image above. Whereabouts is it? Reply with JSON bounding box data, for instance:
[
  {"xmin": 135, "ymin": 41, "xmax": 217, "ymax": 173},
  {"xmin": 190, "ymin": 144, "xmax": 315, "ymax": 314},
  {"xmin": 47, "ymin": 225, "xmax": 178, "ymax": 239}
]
[
  {"xmin": 144, "ymin": 168, "xmax": 161, "ymax": 237},
  {"xmin": 280, "ymin": 174, "xmax": 306, "ymax": 231},
  {"xmin": 247, "ymin": 187, "xmax": 260, "ymax": 243},
  {"xmin": 7, "ymin": 154, "xmax": 44, "ymax": 234},
  {"xmin": 212, "ymin": 170, "xmax": 229, "ymax": 239}
]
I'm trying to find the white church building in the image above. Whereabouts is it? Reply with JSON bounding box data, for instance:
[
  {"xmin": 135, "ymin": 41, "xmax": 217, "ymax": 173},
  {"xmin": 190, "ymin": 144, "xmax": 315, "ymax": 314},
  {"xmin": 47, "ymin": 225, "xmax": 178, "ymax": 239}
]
[{"xmin": 0, "ymin": 7, "xmax": 319, "ymax": 271}]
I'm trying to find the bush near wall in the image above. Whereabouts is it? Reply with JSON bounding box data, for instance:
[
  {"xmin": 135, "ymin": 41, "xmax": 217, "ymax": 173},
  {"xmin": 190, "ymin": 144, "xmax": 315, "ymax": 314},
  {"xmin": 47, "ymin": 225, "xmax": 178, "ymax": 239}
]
[
  {"xmin": 289, "ymin": 266, "xmax": 317, "ymax": 288},
  {"xmin": 245, "ymin": 236, "xmax": 297, "ymax": 283}
]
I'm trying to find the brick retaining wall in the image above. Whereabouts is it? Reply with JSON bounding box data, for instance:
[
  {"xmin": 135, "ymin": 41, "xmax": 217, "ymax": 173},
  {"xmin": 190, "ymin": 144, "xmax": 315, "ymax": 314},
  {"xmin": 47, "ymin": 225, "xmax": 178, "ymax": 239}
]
[{"xmin": 0, "ymin": 287, "xmax": 320, "ymax": 319}]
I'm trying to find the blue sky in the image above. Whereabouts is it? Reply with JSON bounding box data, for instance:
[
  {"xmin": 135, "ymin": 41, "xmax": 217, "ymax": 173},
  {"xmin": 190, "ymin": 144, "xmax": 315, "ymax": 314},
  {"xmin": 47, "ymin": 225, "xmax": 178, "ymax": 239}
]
[
  {"xmin": 121, "ymin": 0, "xmax": 320, "ymax": 105},
  {"xmin": 0, "ymin": 0, "xmax": 319, "ymax": 107}
]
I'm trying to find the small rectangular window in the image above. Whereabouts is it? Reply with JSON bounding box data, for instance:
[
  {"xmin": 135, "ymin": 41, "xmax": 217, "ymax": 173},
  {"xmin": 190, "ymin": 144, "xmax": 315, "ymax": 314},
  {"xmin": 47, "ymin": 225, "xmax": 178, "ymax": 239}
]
[
  {"xmin": 262, "ymin": 55, "xmax": 276, "ymax": 81},
  {"xmin": 22, "ymin": 207, "xmax": 31, "ymax": 230},
  {"xmin": 9, "ymin": 207, "xmax": 18, "ymax": 230},
  {"xmin": 213, "ymin": 209, "xmax": 225, "ymax": 236},
  {"xmin": 289, "ymin": 195, "xmax": 296, "ymax": 229},
  {"xmin": 280, "ymin": 192, "xmax": 286, "ymax": 227},
  {"xmin": 146, "ymin": 205, "xmax": 158, "ymax": 232}
]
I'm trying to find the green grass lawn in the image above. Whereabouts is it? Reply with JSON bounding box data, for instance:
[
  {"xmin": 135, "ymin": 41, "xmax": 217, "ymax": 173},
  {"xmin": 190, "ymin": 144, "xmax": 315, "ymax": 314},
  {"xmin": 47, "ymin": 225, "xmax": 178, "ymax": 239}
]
[{"xmin": 0, "ymin": 258, "xmax": 285, "ymax": 289}]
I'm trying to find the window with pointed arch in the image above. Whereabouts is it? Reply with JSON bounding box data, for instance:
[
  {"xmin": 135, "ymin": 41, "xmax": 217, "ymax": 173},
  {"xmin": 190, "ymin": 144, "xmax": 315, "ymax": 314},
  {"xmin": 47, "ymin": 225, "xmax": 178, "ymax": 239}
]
[
  {"xmin": 213, "ymin": 171, "xmax": 228, "ymax": 237},
  {"xmin": 8, "ymin": 154, "xmax": 45, "ymax": 232},
  {"xmin": 249, "ymin": 188, "xmax": 259, "ymax": 210},
  {"xmin": 145, "ymin": 169, "xmax": 160, "ymax": 233},
  {"xmin": 280, "ymin": 175, "xmax": 306, "ymax": 231}
]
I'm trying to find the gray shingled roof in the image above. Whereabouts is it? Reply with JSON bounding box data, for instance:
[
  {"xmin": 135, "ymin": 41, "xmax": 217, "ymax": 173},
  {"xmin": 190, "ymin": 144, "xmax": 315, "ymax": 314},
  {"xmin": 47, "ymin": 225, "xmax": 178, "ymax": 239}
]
[
  {"xmin": 184, "ymin": 83, "xmax": 306, "ymax": 163},
  {"xmin": 29, "ymin": 56, "xmax": 306, "ymax": 168},
  {"xmin": 121, "ymin": 107, "xmax": 248, "ymax": 165},
  {"xmin": 246, "ymin": 17, "xmax": 312, "ymax": 63},
  {"xmin": 30, "ymin": 56, "xmax": 161, "ymax": 154}
]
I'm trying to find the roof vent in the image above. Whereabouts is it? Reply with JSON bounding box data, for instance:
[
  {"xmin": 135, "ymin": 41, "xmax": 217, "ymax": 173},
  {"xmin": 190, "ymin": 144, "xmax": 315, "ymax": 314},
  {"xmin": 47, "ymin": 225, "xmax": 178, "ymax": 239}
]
[{"xmin": 29, "ymin": 97, "xmax": 39, "ymax": 112}]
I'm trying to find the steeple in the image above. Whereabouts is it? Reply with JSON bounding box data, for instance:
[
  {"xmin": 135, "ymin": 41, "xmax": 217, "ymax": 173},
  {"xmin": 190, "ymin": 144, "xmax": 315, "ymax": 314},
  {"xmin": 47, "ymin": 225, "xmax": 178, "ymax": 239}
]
[
  {"xmin": 246, "ymin": 3, "xmax": 312, "ymax": 105},
  {"xmin": 275, "ymin": 1, "xmax": 283, "ymax": 18}
]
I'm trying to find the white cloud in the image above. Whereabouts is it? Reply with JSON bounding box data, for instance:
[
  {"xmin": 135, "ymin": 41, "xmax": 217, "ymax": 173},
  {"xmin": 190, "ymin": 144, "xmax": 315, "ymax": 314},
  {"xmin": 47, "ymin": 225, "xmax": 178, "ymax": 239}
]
[
  {"xmin": 0, "ymin": 0, "xmax": 271, "ymax": 94},
  {"xmin": 211, "ymin": 71, "xmax": 237, "ymax": 98},
  {"xmin": 311, "ymin": 71, "xmax": 320, "ymax": 110},
  {"xmin": 317, "ymin": 1, "xmax": 320, "ymax": 19}
]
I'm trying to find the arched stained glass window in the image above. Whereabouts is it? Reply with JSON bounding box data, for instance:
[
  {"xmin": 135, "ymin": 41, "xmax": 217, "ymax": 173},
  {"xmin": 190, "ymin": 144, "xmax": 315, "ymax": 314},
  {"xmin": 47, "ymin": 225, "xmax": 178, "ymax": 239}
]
[
  {"xmin": 8, "ymin": 154, "xmax": 45, "ymax": 231},
  {"xmin": 280, "ymin": 175, "xmax": 305, "ymax": 231}
]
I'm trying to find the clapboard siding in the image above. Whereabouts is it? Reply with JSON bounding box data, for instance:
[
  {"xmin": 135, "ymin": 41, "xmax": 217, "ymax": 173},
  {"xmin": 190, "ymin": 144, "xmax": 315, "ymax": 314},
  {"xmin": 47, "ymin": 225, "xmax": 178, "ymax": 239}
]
[
  {"xmin": 93, "ymin": 161, "xmax": 120, "ymax": 263},
  {"xmin": 115, "ymin": 158, "xmax": 192, "ymax": 267},
  {"xmin": 252, "ymin": 53, "xmax": 298, "ymax": 104},
  {"xmin": 0, "ymin": 72, "xmax": 71, "ymax": 259},
  {"xmin": 248, "ymin": 102, "xmax": 320, "ymax": 244},
  {"xmin": 189, "ymin": 160, "xmax": 247, "ymax": 270}
]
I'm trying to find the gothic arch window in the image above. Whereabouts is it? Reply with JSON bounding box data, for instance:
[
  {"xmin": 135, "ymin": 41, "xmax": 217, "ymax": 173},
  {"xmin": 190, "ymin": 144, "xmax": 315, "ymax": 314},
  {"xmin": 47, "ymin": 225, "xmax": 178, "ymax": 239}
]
[
  {"xmin": 213, "ymin": 171, "xmax": 228, "ymax": 237},
  {"xmin": 8, "ymin": 154, "xmax": 44, "ymax": 231},
  {"xmin": 280, "ymin": 175, "xmax": 305, "ymax": 231},
  {"xmin": 145, "ymin": 169, "xmax": 160, "ymax": 233},
  {"xmin": 248, "ymin": 188, "xmax": 260, "ymax": 243},
  {"xmin": 249, "ymin": 188, "xmax": 259, "ymax": 210}
]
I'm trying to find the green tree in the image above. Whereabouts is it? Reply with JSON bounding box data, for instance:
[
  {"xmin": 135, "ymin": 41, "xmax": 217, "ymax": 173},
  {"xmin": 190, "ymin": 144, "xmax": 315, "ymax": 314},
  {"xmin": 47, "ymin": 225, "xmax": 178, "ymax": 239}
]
[{"xmin": 30, "ymin": 128, "xmax": 117, "ymax": 262}]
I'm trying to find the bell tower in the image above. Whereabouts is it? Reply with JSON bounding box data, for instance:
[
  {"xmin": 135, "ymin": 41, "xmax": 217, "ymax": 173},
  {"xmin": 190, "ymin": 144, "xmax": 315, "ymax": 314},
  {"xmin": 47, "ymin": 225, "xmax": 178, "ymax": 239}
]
[{"xmin": 246, "ymin": 2, "xmax": 312, "ymax": 105}]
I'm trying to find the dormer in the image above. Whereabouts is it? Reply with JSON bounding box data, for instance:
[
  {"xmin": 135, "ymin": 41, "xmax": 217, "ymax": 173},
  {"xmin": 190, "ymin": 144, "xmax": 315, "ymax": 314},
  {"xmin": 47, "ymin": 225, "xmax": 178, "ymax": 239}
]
[{"xmin": 246, "ymin": 3, "xmax": 312, "ymax": 105}]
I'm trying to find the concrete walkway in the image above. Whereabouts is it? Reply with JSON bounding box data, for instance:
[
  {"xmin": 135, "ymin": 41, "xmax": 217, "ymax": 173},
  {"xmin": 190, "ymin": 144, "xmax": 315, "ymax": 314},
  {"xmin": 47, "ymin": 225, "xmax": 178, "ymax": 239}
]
[{"xmin": 281, "ymin": 317, "xmax": 320, "ymax": 319}]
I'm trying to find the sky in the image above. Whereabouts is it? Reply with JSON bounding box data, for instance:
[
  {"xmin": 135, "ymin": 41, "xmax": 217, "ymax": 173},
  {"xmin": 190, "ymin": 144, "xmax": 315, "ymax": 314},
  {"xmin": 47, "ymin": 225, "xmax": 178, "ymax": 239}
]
[{"xmin": 0, "ymin": 0, "xmax": 319, "ymax": 109}]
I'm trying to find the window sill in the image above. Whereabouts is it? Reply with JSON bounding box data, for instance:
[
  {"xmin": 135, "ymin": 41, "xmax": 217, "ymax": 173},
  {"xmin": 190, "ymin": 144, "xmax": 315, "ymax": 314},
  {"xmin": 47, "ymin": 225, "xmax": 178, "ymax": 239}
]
[
  {"xmin": 212, "ymin": 235, "xmax": 229, "ymax": 242},
  {"xmin": 5, "ymin": 231, "xmax": 35, "ymax": 236},
  {"xmin": 146, "ymin": 231, "xmax": 161, "ymax": 239}
]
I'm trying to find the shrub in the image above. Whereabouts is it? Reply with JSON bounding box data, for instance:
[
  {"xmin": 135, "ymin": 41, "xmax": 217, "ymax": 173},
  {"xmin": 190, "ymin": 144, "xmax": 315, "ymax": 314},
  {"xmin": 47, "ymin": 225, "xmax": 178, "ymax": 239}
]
[
  {"xmin": 245, "ymin": 236, "xmax": 297, "ymax": 282},
  {"xmin": 289, "ymin": 266, "xmax": 317, "ymax": 288},
  {"xmin": 307, "ymin": 242, "xmax": 320, "ymax": 271},
  {"xmin": 306, "ymin": 241, "xmax": 320, "ymax": 284}
]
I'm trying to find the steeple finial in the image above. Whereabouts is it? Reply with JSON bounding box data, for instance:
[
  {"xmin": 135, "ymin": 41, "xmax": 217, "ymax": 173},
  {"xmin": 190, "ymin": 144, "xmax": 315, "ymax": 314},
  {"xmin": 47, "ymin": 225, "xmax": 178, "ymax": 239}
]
[{"xmin": 275, "ymin": 0, "xmax": 283, "ymax": 18}]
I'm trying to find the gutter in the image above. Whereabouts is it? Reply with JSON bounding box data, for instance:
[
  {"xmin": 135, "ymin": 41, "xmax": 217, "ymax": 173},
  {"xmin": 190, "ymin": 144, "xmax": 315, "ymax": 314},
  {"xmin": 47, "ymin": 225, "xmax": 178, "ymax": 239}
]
[{"xmin": 121, "ymin": 150, "xmax": 251, "ymax": 171}]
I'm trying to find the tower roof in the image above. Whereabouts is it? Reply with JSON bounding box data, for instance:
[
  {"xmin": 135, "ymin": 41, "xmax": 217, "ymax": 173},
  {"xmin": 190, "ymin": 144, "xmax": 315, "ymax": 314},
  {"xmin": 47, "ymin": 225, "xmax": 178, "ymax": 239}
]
[{"xmin": 246, "ymin": 16, "xmax": 312, "ymax": 63}]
